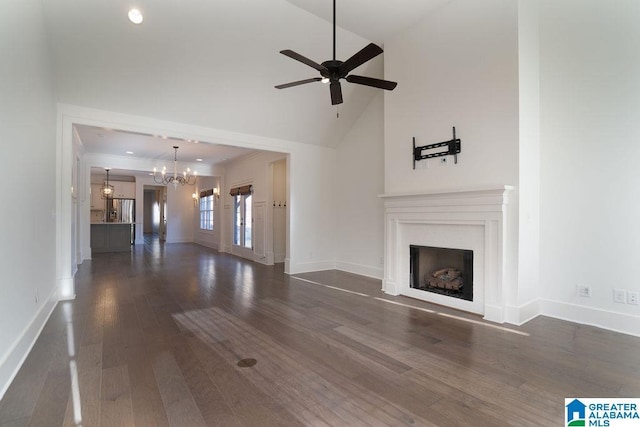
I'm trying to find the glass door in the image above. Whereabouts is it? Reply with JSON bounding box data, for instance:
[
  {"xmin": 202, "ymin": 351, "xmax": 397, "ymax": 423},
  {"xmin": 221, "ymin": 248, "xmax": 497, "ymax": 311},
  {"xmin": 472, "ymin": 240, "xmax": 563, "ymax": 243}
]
[{"xmin": 233, "ymin": 193, "xmax": 253, "ymax": 259}]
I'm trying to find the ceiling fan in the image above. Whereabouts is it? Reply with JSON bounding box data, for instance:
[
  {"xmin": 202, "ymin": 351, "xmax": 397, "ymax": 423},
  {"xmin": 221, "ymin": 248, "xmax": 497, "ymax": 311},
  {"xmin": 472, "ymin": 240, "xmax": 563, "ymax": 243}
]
[{"xmin": 275, "ymin": 0, "xmax": 397, "ymax": 105}]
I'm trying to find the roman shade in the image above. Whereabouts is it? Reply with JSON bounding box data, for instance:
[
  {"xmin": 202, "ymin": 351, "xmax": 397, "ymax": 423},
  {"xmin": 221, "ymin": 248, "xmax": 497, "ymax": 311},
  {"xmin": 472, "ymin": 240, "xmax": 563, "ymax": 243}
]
[
  {"xmin": 200, "ymin": 189, "xmax": 214, "ymax": 198},
  {"xmin": 229, "ymin": 185, "xmax": 252, "ymax": 196}
]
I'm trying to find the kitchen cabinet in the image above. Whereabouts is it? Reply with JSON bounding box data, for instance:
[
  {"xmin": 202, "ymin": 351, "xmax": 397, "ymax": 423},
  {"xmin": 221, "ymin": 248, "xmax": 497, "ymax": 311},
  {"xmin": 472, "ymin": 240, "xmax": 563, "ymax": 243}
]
[
  {"xmin": 90, "ymin": 184, "xmax": 105, "ymax": 210},
  {"xmin": 91, "ymin": 223, "xmax": 134, "ymax": 253},
  {"xmin": 112, "ymin": 181, "xmax": 135, "ymax": 199}
]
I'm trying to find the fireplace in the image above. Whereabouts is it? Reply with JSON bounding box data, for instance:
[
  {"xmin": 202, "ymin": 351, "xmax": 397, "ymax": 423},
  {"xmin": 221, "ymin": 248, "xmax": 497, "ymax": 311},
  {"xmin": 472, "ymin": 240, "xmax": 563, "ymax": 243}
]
[
  {"xmin": 381, "ymin": 186, "xmax": 514, "ymax": 322},
  {"xmin": 410, "ymin": 245, "xmax": 473, "ymax": 301}
]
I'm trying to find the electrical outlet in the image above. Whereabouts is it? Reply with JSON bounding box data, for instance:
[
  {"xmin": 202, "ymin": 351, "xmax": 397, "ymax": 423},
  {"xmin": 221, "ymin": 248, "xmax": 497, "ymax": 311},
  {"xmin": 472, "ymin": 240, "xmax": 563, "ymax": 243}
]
[
  {"xmin": 577, "ymin": 284, "xmax": 591, "ymax": 297},
  {"xmin": 628, "ymin": 291, "xmax": 639, "ymax": 305},
  {"xmin": 614, "ymin": 289, "xmax": 627, "ymax": 304}
]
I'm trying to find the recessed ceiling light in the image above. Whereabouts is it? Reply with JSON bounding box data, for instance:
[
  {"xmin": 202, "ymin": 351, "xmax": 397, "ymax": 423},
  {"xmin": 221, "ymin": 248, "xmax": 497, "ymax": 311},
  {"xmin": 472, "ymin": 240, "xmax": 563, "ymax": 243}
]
[
  {"xmin": 196, "ymin": 158, "xmax": 203, "ymax": 162},
  {"xmin": 126, "ymin": 151, "xmax": 134, "ymax": 154},
  {"xmin": 128, "ymin": 9, "xmax": 143, "ymax": 24}
]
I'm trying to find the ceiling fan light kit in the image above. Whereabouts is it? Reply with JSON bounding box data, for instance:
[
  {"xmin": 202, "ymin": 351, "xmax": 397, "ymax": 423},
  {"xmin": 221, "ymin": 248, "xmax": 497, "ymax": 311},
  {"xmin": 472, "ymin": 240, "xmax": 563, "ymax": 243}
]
[{"xmin": 276, "ymin": 0, "xmax": 397, "ymax": 105}]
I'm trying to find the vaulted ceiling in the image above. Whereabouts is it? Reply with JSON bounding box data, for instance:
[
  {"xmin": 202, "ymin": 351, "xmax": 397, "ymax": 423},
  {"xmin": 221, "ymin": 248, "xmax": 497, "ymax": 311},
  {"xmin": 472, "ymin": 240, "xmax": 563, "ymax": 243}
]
[{"xmin": 42, "ymin": 0, "xmax": 448, "ymax": 150}]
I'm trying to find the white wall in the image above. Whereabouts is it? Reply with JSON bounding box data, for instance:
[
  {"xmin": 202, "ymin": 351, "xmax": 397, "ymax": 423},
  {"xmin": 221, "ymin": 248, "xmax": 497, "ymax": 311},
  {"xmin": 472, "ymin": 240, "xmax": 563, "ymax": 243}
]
[
  {"xmin": 272, "ymin": 159, "xmax": 287, "ymax": 263},
  {"xmin": 515, "ymin": 0, "xmax": 541, "ymax": 318},
  {"xmin": 288, "ymin": 146, "xmax": 337, "ymax": 273},
  {"xmin": 335, "ymin": 93, "xmax": 385, "ymax": 279},
  {"xmin": 538, "ymin": 0, "xmax": 640, "ymax": 336},
  {"xmin": 164, "ymin": 183, "xmax": 196, "ymax": 243},
  {"xmin": 0, "ymin": 0, "xmax": 57, "ymax": 399},
  {"xmin": 384, "ymin": 0, "xmax": 519, "ymax": 194}
]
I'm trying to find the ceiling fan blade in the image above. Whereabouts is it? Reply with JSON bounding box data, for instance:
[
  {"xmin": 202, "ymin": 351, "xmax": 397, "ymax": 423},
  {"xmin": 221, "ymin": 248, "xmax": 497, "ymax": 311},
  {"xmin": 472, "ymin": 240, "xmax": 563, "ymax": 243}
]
[
  {"xmin": 280, "ymin": 50, "xmax": 327, "ymax": 72},
  {"xmin": 339, "ymin": 43, "xmax": 384, "ymax": 74},
  {"xmin": 275, "ymin": 77, "xmax": 322, "ymax": 89},
  {"xmin": 346, "ymin": 75, "xmax": 398, "ymax": 90},
  {"xmin": 330, "ymin": 81, "xmax": 343, "ymax": 105}
]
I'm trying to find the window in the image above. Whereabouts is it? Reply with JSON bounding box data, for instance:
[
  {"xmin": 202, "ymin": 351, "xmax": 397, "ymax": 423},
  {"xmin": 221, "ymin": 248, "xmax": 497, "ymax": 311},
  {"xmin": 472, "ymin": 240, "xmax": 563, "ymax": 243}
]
[{"xmin": 199, "ymin": 189, "xmax": 214, "ymax": 230}]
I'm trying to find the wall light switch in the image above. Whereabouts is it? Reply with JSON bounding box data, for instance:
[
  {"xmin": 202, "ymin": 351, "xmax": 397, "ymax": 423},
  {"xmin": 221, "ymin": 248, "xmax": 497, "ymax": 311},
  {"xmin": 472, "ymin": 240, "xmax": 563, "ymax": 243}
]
[{"xmin": 578, "ymin": 284, "xmax": 591, "ymax": 297}]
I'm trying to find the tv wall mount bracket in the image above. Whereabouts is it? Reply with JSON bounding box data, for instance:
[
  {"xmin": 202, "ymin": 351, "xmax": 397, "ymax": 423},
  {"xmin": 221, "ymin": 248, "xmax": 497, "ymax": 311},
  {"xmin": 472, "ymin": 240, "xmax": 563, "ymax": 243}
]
[{"xmin": 412, "ymin": 126, "xmax": 461, "ymax": 169}]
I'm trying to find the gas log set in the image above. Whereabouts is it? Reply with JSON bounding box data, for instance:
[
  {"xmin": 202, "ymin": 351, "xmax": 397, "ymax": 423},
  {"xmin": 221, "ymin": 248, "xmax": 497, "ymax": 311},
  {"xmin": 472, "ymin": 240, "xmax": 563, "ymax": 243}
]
[{"xmin": 413, "ymin": 267, "xmax": 464, "ymax": 296}]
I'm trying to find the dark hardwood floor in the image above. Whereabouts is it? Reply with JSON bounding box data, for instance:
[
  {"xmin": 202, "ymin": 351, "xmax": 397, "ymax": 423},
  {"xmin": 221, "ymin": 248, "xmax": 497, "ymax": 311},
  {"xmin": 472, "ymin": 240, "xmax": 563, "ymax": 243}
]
[{"xmin": 1, "ymin": 241, "xmax": 639, "ymax": 426}]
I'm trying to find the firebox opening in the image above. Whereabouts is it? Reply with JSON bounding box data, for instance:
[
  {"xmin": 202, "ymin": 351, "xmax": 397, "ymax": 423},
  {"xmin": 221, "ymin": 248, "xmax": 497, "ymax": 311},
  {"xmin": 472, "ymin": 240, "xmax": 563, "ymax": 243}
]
[{"xmin": 410, "ymin": 245, "xmax": 473, "ymax": 302}]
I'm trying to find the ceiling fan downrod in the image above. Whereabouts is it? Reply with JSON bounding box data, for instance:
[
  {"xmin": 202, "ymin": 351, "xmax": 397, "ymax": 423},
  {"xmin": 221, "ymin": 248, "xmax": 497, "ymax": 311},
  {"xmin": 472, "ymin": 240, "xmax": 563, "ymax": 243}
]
[{"xmin": 333, "ymin": 0, "xmax": 336, "ymax": 61}]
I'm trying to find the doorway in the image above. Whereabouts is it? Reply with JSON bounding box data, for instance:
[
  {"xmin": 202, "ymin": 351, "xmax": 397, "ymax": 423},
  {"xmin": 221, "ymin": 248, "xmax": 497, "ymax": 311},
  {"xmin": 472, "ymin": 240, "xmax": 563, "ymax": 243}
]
[
  {"xmin": 231, "ymin": 185, "xmax": 253, "ymax": 260},
  {"xmin": 58, "ymin": 107, "xmax": 294, "ymax": 300},
  {"xmin": 143, "ymin": 186, "xmax": 167, "ymax": 242}
]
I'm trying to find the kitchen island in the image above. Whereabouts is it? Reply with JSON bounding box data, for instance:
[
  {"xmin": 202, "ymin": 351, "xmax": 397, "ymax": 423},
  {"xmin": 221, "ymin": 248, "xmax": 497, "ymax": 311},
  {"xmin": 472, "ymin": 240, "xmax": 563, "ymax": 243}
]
[{"xmin": 91, "ymin": 223, "xmax": 135, "ymax": 253}]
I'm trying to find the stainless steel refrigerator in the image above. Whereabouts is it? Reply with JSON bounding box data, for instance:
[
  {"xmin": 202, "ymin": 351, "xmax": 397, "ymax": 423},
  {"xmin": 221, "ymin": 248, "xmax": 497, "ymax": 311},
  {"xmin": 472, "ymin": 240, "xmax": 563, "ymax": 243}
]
[
  {"xmin": 107, "ymin": 198, "xmax": 135, "ymax": 223},
  {"xmin": 107, "ymin": 198, "xmax": 136, "ymax": 244}
]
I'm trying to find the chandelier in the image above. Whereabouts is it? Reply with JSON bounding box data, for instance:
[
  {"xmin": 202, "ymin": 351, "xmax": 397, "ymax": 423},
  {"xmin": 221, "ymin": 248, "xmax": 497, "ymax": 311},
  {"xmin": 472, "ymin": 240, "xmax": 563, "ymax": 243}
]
[
  {"xmin": 101, "ymin": 168, "xmax": 114, "ymax": 199},
  {"xmin": 153, "ymin": 146, "xmax": 197, "ymax": 188}
]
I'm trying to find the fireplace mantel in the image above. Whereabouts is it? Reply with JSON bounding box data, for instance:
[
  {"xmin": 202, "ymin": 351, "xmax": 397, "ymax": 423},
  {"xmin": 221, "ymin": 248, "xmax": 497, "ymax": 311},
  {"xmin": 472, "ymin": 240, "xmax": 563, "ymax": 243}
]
[
  {"xmin": 380, "ymin": 185, "xmax": 513, "ymax": 323},
  {"xmin": 379, "ymin": 185, "xmax": 513, "ymax": 206}
]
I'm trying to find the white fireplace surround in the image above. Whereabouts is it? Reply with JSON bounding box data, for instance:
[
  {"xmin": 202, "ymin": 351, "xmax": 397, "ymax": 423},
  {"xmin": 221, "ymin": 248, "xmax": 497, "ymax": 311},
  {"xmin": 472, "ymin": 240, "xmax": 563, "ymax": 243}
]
[{"xmin": 381, "ymin": 186, "xmax": 513, "ymax": 324}]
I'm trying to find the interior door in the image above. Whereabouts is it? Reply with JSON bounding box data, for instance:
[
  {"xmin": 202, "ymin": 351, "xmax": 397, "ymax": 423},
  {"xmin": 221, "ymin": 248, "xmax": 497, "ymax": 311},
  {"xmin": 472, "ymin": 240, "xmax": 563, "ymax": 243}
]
[{"xmin": 232, "ymin": 193, "xmax": 253, "ymax": 259}]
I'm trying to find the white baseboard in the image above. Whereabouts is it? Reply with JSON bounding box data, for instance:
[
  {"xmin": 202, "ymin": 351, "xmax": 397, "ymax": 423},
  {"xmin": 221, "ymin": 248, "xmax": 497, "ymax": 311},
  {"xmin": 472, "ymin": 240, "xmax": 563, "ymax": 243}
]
[
  {"xmin": 287, "ymin": 260, "xmax": 336, "ymax": 274},
  {"xmin": 483, "ymin": 304, "xmax": 505, "ymax": 324},
  {"xmin": 194, "ymin": 240, "xmax": 219, "ymax": 251},
  {"xmin": 382, "ymin": 279, "xmax": 399, "ymax": 295},
  {"xmin": 0, "ymin": 288, "xmax": 58, "ymax": 400},
  {"xmin": 335, "ymin": 261, "xmax": 383, "ymax": 280},
  {"xmin": 264, "ymin": 251, "xmax": 276, "ymax": 265},
  {"xmin": 165, "ymin": 237, "xmax": 194, "ymax": 244},
  {"xmin": 540, "ymin": 299, "xmax": 640, "ymax": 337},
  {"xmin": 252, "ymin": 254, "xmax": 273, "ymax": 266},
  {"xmin": 504, "ymin": 298, "xmax": 541, "ymax": 325}
]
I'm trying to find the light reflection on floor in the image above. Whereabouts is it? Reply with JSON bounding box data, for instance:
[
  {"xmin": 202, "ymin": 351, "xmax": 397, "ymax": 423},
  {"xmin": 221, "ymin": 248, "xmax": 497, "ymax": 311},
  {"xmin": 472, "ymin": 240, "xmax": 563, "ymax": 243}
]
[
  {"xmin": 63, "ymin": 302, "xmax": 83, "ymax": 425},
  {"xmin": 292, "ymin": 276, "xmax": 530, "ymax": 337}
]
